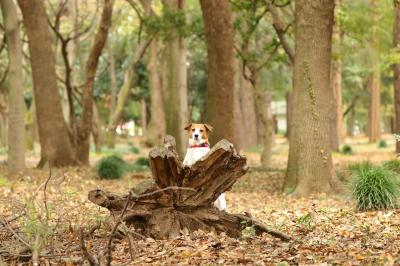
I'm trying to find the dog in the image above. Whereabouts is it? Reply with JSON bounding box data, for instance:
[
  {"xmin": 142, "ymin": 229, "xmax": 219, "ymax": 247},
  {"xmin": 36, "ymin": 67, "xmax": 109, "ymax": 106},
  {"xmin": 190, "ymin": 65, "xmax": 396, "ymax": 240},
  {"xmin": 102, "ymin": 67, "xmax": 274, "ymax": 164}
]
[{"xmin": 182, "ymin": 123, "xmax": 227, "ymax": 211}]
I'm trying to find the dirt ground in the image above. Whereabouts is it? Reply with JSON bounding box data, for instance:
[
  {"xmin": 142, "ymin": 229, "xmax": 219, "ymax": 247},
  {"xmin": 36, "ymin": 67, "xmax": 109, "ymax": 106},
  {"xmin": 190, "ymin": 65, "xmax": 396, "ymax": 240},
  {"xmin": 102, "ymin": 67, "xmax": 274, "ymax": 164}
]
[{"xmin": 1, "ymin": 135, "xmax": 400, "ymax": 265}]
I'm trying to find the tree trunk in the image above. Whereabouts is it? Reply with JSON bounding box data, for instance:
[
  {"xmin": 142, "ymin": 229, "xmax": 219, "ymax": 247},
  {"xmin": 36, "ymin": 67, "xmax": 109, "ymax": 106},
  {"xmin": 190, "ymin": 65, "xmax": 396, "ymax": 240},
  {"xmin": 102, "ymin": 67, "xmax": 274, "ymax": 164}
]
[
  {"xmin": 106, "ymin": 40, "xmax": 152, "ymax": 148},
  {"xmin": 92, "ymin": 103, "xmax": 103, "ymax": 153},
  {"xmin": 200, "ymin": 0, "xmax": 237, "ymax": 147},
  {"xmin": 240, "ymin": 76, "xmax": 258, "ymax": 149},
  {"xmin": 1, "ymin": 0, "xmax": 25, "ymax": 173},
  {"xmin": 88, "ymin": 136, "xmax": 290, "ymax": 241},
  {"xmin": 18, "ymin": 0, "xmax": 77, "ymax": 167},
  {"xmin": 394, "ymin": 0, "xmax": 400, "ymax": 153},
  {"xmin": 368, "ymin": 0, "xmax": 381, "ymax": 143},
  {"xmin": 140, "ymin": 0, "xmax": 166, "ymax": 147},
  {"xmin": 140, "ymin": 97, "xmax": 147, "ymax": 133},
  {"xmin": 284, "ymin": 0, "xmax": 341, "ymax": 196},
  {"xmin": 254, "ymin": 77, "xmax": 274, "ymax": 167},
  {"xmin": 108, "ymin": 42, "xmax": 117, "ymax": 121},
  {"xmin": 162, "ymin": 0, "xmax": 188, "ymax": 156},
  {"xmin": 286, "ymin": 91, "xmax": 293, "ymax": 139},
  {"xmin": 77, "ymin": 0, "xmax": 113, "ymax": 164},
  {"xmin": 330, "ymin": 0, "xmax": 344, "ymax": 151}
]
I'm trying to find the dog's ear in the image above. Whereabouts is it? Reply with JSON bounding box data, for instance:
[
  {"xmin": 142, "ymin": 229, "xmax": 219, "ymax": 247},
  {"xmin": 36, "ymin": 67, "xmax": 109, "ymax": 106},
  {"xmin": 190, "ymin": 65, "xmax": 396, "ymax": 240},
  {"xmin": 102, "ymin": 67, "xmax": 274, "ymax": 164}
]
[
  {"xmin": 204, "ymin": 124, "xmax": 213, "ymax": 132},
  {"xmin": 184, "ymin": 123, "xmax": 192, "ymax": 131}
]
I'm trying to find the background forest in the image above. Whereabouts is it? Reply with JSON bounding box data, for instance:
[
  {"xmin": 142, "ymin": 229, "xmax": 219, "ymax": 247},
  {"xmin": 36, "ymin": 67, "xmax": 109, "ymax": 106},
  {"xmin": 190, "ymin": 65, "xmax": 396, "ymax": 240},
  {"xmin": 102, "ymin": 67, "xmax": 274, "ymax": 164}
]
[{"xmin": 1, "ymin": 0, "xmax": 400, "ymax": 265}]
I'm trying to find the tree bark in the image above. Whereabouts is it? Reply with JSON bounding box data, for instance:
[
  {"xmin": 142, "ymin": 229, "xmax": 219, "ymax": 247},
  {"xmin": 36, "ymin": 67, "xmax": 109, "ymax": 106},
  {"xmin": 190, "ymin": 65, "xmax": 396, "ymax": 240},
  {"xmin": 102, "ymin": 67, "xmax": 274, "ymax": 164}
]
[
  {"xmin": 140, "ymin": 97, "xmax": 147, "ymax": 133},
  {"xmin": 284, "ymin": 0, "xmax": 341, "ymax": 196},
  {"xmin": 77, "ymin": 0, "xmax": 113, "ymax": 164},
  {"xmin": 330, "ymin": 0, "xmax": 344, "ymax": 151},
  {"xmin": 200, "ymin": 0, "xmax": 237, "ymax": 147},
  {"xmin": 1, "ymin": 0, "xmax": 25, "ymax": 172},
  {"xmin": 162, "ymin": 0, "xmax": 188, "ymax": 156},
  {"xmin": 368, "ymin": 0, "xmax": 381, "ymax": 143},
  {"xmin": 394, "ymin": 0, "xmax": 400, "ymax": 153},
  {"xmin": 18, "ymin": 0, "xmax": 77, "ymax": 167},
  {"xmin": 141, "ymin": 0, "xmax": 166, "ymax": 147}
]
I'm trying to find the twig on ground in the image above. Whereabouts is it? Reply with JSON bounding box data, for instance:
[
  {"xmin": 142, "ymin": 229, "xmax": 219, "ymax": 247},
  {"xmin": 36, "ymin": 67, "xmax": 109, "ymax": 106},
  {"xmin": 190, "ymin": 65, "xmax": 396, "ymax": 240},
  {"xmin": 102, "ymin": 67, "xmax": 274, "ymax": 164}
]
[
  {"xmin": 80, "ymin": 228, "xmax": 99, "ymax": 266},
  {"xmin": 105, "ymin": 192, "xmax": 132, "ymax": 266}
]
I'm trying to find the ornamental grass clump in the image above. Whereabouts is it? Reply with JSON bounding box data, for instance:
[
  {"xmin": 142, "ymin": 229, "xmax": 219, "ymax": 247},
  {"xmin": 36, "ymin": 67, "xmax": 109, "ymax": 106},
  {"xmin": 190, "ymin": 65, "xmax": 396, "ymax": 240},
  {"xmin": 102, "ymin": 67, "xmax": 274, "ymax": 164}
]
[{"xmin": 351, "ymin": 164, "xmax": 399, "ymax": 211}]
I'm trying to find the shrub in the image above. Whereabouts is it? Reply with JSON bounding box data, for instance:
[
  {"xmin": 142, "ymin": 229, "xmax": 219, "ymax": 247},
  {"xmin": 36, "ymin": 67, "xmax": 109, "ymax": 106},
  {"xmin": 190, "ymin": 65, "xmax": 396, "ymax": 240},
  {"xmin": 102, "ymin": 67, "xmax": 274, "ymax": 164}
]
[
  {"xmin": 351, "ymin": 164, "xmax": 399, "ymax": 211},
  {"xmin": 341, "ymin": 144, "xmax": 353, "ymax": 155},
  {"xmin": 378, "ymin": 140, "xmax": 388, "ymax": 149},
  {"xmin": 129, "ymin": 146, "xmax": 140, "ymax": 154},
  {"xmin": 96, "ymin": 155, "xmax": 126, "ymax": 179},
  {"xmin": 127, "ymin": 157, "xmax": 150, "ymax": 172}
]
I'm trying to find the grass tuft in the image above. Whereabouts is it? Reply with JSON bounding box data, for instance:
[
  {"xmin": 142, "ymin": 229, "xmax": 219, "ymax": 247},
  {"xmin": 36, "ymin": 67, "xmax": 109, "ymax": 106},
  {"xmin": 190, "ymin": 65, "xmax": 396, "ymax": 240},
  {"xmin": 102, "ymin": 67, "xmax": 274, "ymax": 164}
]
[{"xmin": 351, "ymin": 164, "xmax": 399, "ymax": 211}]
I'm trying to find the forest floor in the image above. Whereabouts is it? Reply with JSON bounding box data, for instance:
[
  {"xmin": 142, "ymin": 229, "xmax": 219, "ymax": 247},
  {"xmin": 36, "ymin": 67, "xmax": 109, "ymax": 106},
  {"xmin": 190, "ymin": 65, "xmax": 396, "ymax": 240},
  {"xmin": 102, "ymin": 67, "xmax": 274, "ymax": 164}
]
[{"xmin": 1, "ymin": 135, "xmax": 400, "ymax": 265}]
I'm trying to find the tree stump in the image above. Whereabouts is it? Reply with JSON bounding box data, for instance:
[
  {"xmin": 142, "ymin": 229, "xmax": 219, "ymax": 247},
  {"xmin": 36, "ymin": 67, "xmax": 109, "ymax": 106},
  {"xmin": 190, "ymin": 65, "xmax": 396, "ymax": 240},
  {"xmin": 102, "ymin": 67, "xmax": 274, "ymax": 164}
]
[{"xmin": 88, "ymin": 136, "xmax": 290, "ymax": 241}]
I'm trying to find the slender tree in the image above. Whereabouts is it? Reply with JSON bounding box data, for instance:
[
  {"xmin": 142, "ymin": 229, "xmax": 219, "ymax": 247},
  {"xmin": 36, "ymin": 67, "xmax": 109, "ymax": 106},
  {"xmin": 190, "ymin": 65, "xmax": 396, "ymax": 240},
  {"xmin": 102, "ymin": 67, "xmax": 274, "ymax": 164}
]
[
  {"xmin": 1, "ymin": 0, "xmax": 25, "ymax": 172},
  {"xmin": 368, "ymin": 0, "xmax": 381, "ymax": 142},
  {"xmin": 141, "ymin": 0, "xmax": 166, "ymax": 147},
  {"xmin": 76, "ymin": 0, "xmax": 113, "ymax": 164},
  {"xmin": 18, "ymin": 0, "xmax": 77, "ymax": 167},
  {"xmin": 330, "ymin": 0, "xmax": 344, "ymax": 151},
  {"xmin": 163, "ymin": 0, "xmax": 188, "ymax": 156},
  {"xmin": 284, "ymin": 0, "xmax": 342, "ymax": 196},
  {"xmin": 200, "ymin": 0, "xmax": 237, "ymax": 146},
  {"xmin": 394, "ymin": 0, "xmax": 400, "ymax": 153}
]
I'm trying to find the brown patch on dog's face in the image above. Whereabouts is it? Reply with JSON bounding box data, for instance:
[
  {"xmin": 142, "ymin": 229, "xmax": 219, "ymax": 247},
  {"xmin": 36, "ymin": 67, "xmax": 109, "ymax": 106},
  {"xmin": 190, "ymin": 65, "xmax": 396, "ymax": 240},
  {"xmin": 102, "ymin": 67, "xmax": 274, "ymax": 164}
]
[{"xmin": 184, "ymin": 123, "xmax": 213, "ymax": 141}]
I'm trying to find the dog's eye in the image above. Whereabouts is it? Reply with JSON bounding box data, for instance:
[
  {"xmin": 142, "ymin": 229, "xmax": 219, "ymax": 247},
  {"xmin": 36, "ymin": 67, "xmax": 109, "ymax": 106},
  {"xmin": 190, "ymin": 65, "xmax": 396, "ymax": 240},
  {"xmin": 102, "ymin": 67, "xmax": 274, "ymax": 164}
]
[
  {"xmin": 200, "ymin": 129, "xmax": 204, "ymax": 132},
  {"xmin": 192, "ymin": 129, "xmax": 195, "ymax": 132}
]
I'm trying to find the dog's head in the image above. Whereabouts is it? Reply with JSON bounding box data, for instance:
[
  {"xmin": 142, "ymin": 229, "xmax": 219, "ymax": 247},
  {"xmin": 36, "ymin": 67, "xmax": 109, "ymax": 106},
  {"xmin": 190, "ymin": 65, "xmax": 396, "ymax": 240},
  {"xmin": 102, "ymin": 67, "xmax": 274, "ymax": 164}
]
[{"xmin": 184, "ymin": 123, "xmax": 213, "ymax": 145}]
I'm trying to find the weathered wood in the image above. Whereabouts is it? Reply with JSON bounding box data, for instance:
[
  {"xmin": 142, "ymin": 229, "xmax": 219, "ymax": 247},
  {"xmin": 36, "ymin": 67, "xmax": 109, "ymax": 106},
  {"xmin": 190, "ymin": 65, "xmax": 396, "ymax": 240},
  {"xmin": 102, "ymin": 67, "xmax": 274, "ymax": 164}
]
[{"xmin": 88, "ymin": 136, "xmax": 290, "ymax": 241}]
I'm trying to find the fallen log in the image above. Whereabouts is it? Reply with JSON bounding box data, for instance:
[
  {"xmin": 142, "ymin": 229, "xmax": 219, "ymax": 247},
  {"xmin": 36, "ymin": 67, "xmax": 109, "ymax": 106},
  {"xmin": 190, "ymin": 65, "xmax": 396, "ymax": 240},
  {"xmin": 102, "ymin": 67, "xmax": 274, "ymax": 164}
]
[{"xmin": 88, "ymin": 136, "xmax": 290, "ymax": 241}]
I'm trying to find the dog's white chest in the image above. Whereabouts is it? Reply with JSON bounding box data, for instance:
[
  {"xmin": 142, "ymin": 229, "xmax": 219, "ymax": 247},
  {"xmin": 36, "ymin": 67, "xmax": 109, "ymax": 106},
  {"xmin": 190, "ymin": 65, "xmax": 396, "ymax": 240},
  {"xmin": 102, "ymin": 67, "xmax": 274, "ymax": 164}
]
[{"xmin": 183, "ymin": 147, "xmax": 210, "ymax": 166}]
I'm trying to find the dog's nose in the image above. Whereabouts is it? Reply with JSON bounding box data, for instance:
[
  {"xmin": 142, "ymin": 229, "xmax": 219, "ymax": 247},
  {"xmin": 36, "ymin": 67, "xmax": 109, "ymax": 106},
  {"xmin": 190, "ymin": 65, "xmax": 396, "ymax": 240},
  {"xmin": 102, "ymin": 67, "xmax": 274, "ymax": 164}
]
[{"xmin": 194, "ymin": 134, "xmax": 199, "ymax": 139}]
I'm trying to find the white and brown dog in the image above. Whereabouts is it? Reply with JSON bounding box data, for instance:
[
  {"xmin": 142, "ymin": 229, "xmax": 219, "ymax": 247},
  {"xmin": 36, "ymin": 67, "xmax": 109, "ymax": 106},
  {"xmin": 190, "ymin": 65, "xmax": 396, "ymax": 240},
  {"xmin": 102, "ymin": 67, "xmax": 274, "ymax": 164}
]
[{"xmin": 183, "ymin": 123, "xmax": 226, "ymax": 211}]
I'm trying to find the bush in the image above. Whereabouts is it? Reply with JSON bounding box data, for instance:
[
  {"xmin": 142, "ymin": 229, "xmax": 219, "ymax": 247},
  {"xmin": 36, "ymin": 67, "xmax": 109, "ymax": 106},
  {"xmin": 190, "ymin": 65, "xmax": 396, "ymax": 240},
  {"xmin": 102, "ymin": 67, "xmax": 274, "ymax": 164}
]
[
  {"xmin": 96, "ymin": 155, "xmax": 126, "ymax": 180},
  {"xmin": 127, "ymin": 157, "xmax": 150, "ymax": 172},
  {"xmin": 341, "ymin": 144, "xmax": 353, "ymax": 155},
  {"xmin": 378, "ymin": 140, "xmax": 388, "ymax": 149},
  {"xmin": 351, "ymin": 164, "xmax": 399, "ymax": 211},
  {"xmin": 129, "ymin": 146, "xmax": 140, "ymax": 154}
]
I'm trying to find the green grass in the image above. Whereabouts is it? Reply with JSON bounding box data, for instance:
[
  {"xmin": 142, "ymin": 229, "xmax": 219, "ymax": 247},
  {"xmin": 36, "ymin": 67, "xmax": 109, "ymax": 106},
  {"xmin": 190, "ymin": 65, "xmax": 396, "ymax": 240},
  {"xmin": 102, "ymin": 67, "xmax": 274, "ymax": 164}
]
[
  {"xmin": 383, "ymin": 159, "xmax": 400, "ymax": 174},
  {"xmin": 351, "ymin": 164, "xmax": 399, "ymax": 211},
  {"xmin": 0, "ymin": 177, "xmax": 9, "ymax": 187}
]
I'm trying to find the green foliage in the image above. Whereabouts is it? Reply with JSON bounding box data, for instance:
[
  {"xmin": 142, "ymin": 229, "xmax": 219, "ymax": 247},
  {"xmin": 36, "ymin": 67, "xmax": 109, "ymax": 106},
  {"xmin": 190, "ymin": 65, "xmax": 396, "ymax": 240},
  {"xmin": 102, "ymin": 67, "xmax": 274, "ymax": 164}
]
[
  {"xmin": 351, "ymin": 164, "xmax": 399, "ymax": 211},
  {"xmin": 341, "ymin": 144, "xmax": 353, "ymax": 155},
  {"xmin": 0, "ymin": 177, "xmax": 8, "ymax": 187},
  {"xmin": 129, "ymin": 145, "xmax": 140, "ymax": 154},
  {"xmin": 96, "ymin": 155, "xmax": 126, "ymax": 180},
  {"xmin": 127, "ymin": 157, "xmax": 150, "ymax": 172},
  {"xmin": 296, "ymin": 212, "xmax": 314, "ymax": 231},
  {"xmin": 383, "ymin": 160, "xmax": 400, "ymax": 174},
  {"xmin": 348, "ymin": 161, "xmax": 372, "ymax": 173},
  {"xmin": 378, "ymin": 140, "xmax": 388, "ymax": 149}
]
